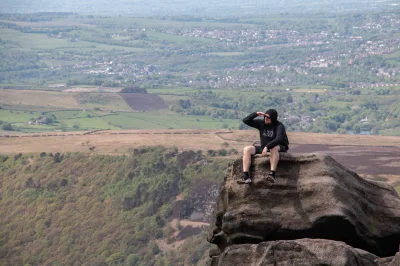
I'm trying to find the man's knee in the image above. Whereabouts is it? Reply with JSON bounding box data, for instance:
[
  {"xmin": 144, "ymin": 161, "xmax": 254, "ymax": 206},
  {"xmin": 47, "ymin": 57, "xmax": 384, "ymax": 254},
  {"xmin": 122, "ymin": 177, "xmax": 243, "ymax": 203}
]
[
  {"xmin": 271, "ymin": 146, "xmax": 280, "ymax": 153},
  {"xmin": 243, "ymin": 146, "xmax": 255, "ymax": 155}
]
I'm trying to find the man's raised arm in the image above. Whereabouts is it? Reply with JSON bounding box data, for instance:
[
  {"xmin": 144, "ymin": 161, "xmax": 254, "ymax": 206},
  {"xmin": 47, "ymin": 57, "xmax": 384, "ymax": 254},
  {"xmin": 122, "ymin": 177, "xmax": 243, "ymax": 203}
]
[{"xmin": 243, "ymin": 112, "xmax": 263, "ymax": 129}]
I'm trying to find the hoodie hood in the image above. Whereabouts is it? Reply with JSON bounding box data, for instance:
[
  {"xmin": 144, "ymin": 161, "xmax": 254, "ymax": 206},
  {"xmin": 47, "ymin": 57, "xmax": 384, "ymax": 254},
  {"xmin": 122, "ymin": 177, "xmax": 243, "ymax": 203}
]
[{"xmin": 265, "ymin": 109, "xmax": 278, "ymax": 124}]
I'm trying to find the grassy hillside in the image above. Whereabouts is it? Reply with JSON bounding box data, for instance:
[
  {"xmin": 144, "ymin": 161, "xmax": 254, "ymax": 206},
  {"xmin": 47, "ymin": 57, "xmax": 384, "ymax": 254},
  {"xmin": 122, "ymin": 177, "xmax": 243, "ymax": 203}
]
[{"xmin": 0, "ymin": 147, "xmax": 227, "ymax": 266}]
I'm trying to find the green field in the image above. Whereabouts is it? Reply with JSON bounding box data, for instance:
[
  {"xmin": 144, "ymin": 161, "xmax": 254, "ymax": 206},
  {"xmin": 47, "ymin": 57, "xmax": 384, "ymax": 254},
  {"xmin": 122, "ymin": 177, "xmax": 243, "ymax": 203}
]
[
  {"xmin": 0, "ymin": 110, "xmax": 40, "ymax": 123},
  {"xmin": 149, "ymin": 87, "xmax": 271, "ymax": 103},
  {"xmin": 13, "ymin": 124, "xmax": 59, "ymax": 132},
  {"xmin": 63, "ymin": 116, "xmax": 119, "ymax": 130},
  {"xmin": 147, "ymin": 87, "xmax": 194, "ymax": 95},
  {"xmin": 0, "ymin": 106, "xmax": 239, "ymax": 132},
  {"xmin": 0, "ymin": 28, "xmax": 145, "ymax": 52},
  {"xmin": 101, "ymin": 111, "xmax": 238, "ymax": 129},
  {"xmin": 379, "ymin": 127, "xmax": 400, "ymax": 136},
  {"xmin": 0, "ymin": 109, "xmax": 119, "ymax": 132}
]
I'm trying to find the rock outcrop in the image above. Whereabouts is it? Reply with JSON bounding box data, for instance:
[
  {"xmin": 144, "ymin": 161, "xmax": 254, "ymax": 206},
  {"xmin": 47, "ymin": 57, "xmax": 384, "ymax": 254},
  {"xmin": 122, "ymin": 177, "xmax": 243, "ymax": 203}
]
[
  {"xmin": 209, "ymin": 239, "xmax": 378, "ymax": 266},
  {"xmin": 375, "ymin": 252, "xmax": 400, "ymax": 266},
  {"xmin": 207, "ymin": 153, "xmax": 400, "ymax": 264}
]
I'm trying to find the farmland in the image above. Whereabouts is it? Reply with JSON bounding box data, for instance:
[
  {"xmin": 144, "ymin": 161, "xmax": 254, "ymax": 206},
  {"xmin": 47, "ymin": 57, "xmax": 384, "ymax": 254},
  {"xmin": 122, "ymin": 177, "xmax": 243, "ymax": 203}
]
[
  {"xmin": 0, "ymin": 89, "xmax": 239, "ymax": 132},
  {"xmin": 1, "ymin": 11, "xmax": 400, "ymax": 135}
]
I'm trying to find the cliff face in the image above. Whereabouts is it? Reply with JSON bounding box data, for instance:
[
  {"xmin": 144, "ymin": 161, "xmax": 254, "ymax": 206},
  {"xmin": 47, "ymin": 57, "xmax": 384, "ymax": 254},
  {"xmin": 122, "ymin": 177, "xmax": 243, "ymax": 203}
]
[{"xmin": 207, "ymin": 153, "xmax": 400, "ymax": 265}]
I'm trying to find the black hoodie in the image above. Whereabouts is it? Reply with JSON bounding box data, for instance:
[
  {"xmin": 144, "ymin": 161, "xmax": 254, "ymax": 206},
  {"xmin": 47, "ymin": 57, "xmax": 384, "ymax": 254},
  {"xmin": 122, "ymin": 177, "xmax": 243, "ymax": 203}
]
[{"xmin": 242, "ymin": 112, "xmax": 289, "ymax": 150}]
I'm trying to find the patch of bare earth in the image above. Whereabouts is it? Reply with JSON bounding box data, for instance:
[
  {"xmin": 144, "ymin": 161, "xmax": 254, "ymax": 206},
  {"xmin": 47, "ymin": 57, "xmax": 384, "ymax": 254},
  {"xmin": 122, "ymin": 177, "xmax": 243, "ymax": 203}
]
[
  {"xmin": 179, "ymin": 220, "xmax": 209, "ymax": 228},
  {"xmin": 175, "ymin": 193, "xmax": 185, "ymax": 201},
  {"xmin": 0, "ymin": 89, "xmax": 79, "ymax": 108},
  {"xmin": 119, "ymin": 93, "xmax": 167, "ymax": 111},
  {"xmin": 156, "ymin": 218, "xmax": 209, "ymax": 252}
]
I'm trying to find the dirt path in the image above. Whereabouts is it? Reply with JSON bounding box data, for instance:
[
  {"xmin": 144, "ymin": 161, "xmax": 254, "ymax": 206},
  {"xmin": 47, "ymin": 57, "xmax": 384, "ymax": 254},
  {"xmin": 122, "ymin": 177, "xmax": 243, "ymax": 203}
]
[{"xmin": 156, "ymin": 218, "xmax": 209, "ymax": 252}]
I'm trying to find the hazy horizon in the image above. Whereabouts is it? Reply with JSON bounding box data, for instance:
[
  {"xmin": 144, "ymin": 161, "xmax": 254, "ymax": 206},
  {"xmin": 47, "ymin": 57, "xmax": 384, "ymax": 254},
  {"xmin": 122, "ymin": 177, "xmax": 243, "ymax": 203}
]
[{"xmin": 0, "ymin": 0, "xmax": 399, "ymax": 17}]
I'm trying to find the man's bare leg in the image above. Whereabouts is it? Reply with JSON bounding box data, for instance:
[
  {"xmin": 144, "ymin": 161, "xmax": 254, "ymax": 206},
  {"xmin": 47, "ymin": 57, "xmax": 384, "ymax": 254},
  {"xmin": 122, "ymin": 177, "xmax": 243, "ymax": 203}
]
[
  {"xmin": 243, "ymin": 146, "xmax": 256, "ymax": 172},
  {"xmin": 239, "ymin": 146, "xmax": 256, "ymax": 184},
  {"xmin": 270, "ymin": 146, "xmax": 280, "ymax": 171},
  {"xmin": 266, "ymin": 146, "xmax": 280, "ymax": 183}
]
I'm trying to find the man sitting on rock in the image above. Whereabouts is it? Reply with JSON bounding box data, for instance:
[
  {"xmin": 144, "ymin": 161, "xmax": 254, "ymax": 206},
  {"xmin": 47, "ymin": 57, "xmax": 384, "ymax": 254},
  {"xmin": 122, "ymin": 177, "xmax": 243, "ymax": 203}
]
[{"xmin": 239, "ymin": 109, "xmax": 289, "ymax": 184}]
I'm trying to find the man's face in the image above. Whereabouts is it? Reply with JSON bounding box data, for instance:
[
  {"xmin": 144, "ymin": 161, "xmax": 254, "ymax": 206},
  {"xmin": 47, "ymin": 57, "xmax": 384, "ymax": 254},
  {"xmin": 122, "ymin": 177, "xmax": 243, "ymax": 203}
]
[{"xmin": 264, "ymin": 114, "xmax": 272, "ymax": 124}]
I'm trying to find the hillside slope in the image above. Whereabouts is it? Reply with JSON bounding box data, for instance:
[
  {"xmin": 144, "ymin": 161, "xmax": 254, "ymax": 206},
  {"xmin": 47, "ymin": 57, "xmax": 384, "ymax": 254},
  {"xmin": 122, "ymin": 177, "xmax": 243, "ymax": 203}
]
[{"xmin": 0, "ymin": 147, "xmax": 226, "ymax": 266}]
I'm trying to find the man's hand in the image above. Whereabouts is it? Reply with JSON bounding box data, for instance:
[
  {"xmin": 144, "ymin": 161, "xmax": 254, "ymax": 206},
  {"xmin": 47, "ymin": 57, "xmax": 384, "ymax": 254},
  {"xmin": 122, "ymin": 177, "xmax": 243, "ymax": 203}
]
[
  {"xmin": 261, "ymin": 146, "xmax": 268, "ymax": 156},
  {"xmin": 256, "ymin": 112, "xmax": 265, "ymax": 116}
]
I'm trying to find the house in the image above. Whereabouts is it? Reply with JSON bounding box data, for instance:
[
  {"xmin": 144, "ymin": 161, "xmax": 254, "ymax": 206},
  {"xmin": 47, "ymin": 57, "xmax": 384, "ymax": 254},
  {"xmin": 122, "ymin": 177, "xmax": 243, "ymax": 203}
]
[{"xmin": 360, "ymin": 116, "xmax": 368, "ymax": 123}]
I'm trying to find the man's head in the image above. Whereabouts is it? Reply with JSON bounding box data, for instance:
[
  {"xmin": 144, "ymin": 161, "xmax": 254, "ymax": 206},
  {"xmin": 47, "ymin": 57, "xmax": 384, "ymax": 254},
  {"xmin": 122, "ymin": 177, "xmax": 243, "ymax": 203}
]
[{"xmin": 264, "ymin": 109, "xmax": 278, "ymax": 124}]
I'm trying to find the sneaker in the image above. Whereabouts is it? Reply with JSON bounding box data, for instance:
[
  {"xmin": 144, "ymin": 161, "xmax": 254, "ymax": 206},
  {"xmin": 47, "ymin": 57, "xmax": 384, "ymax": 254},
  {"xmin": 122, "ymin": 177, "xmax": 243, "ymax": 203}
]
[
  {"xmin": 266, "ymin": 172, "xmax": 276, "ymax": 183},
  {"xmin": 243, "ymin": 178, "xmax": 252, "ymax": 184},
  {"xmin": 237, "ymin": 175, "xmax": 252, "ymax": 184}
]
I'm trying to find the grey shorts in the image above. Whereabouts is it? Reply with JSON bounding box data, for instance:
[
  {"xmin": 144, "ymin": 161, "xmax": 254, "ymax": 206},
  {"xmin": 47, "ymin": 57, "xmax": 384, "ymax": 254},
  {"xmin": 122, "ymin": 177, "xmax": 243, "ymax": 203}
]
[{"xmin": 254, "ymin": 145, "xmax": 287, "ymax": 154}]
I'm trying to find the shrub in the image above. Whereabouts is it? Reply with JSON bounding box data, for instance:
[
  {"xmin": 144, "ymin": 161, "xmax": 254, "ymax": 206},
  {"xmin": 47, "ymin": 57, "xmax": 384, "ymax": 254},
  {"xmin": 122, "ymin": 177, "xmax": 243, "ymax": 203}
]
[
  {"xmin": 0, "ymin": 155, "xmax": 9, "ymax": 162},
  {"xmin": 149, "ymin": 241, "xmax": 160, "ymax": 255},
  {"xmin": 229, "ymin": 148, "xmax": 238, "ymax": 155},
  {"xmin": 207, "ymin": 149, "xmax": 216, "ymax": 156},
  {"xmin": 14, "ymin": 153, "xmax": 22, "ymax": 160},
  {"xmin": 2, "ymin": 122, "xmax": 13, "ymax": 131},
  {"xmin": 125, "ymin": 254, "xmax": 140, "ymax": 266},
  {"xmin": 53, "ymin": 153, "xmax": 63, "ymax": 163},
  {"xmin": 221, "ymin": 142, "xmax": 229, "ymax": 147},
  {"xmin": 7, "ymin": 169, "xmax": 16, "ymax": 175},
  {"xmin": 218, "ymin": 149, "xmax": 228, "ymax": 156}
]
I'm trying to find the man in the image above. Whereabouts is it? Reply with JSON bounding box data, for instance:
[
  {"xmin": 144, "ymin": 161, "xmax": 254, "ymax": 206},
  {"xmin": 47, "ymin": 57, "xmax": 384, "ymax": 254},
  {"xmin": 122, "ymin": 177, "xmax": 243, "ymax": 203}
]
[{"xmin": 239, "ymin": 109, "xmax": 289, "ymax": 184}]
